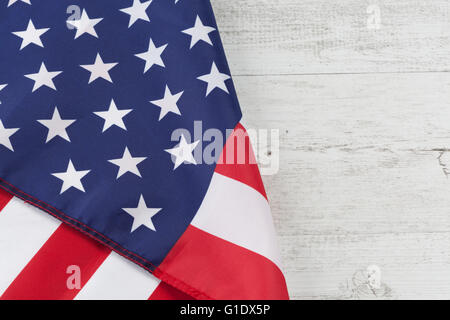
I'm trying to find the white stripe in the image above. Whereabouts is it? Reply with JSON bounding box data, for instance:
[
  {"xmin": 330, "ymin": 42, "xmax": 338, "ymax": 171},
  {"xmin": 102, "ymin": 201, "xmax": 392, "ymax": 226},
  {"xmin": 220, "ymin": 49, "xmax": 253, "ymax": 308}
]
[
  {"xmin": 0, "ymin": 197, "xmax": 60, "ymax": 295},
  {"xmin": 191, "ymin": 172, "xmax": 283, "ymax": 270},
  {"xmin": 75, "ymin": 252, "xmax": 160, "ymax": 300}
]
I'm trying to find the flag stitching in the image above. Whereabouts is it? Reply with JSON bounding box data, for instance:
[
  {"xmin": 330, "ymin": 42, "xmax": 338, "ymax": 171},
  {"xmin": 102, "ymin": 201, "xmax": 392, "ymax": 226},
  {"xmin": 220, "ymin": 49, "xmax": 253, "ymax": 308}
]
[{"xmin": 0, "ymin": 177, "xmax": 212, "ymax": 300}]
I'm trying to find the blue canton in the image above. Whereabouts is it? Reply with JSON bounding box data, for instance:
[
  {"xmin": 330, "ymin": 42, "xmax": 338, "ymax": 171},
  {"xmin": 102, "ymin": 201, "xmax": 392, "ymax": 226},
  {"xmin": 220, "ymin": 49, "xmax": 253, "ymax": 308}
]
[{"xmin": 0, "ymin": 0, "xmax": 241, "ymax": 267}]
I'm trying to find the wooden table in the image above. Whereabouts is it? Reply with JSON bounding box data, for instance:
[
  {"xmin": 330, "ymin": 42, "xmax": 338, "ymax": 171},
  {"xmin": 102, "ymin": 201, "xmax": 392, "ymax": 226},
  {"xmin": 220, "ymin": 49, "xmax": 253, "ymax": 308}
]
[{"xmin": 212, "ymin": 0, "xmax": 450, "ymax": 299}]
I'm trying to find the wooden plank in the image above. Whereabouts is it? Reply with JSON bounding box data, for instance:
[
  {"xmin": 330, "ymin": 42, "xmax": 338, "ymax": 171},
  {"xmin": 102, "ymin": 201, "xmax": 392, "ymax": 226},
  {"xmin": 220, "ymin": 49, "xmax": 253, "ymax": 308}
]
[
  {"xmin": 212, "ymin": 0, "xmax": 450, "ymax": 75},
  {"xmin": 281, "ymin": 233, "xmax": 450, "ymax": 299},
  {"xmin": 232, "ymin": 73, "xmax": 450, "ymax": 299}
]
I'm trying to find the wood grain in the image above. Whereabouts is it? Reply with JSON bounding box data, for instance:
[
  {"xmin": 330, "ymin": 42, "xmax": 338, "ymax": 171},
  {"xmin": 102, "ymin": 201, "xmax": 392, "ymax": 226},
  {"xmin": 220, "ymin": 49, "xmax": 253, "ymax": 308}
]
[
  {"xmin": 231, "ymin": 73, "xmax": 450, "ymax": 299},
  {"xmin": 212, "ymin": 0, "xmax": 450, "ymax": 299},
  {"xmin": 212, "ymin": 0, "xmax": 450, "ymax": 75}
]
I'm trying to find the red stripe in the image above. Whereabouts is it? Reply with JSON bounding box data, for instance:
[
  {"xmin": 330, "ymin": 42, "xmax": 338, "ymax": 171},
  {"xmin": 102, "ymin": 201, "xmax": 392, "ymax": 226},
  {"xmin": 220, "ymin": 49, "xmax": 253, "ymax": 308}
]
[
  {"xmin": 0, "ymin": 122, "xmax": 278, "ymax": 300},
  {"xmin": 0, "ymin": 223, "xmax": 111, "ymax": 300},
  {"xmin": 215, "ymin": 123, "xmax": 267, "ymax": 199},
  {"xmin": 157, "ymin": 225, "xmax": 289, "ymax": 300},
  {"xmin": 149, "ymin": 281, "xmax": 194, "ymax": 300},
  {"xmin": 0, "ymin": 188, "xmax": 13, "ymax": 212}
]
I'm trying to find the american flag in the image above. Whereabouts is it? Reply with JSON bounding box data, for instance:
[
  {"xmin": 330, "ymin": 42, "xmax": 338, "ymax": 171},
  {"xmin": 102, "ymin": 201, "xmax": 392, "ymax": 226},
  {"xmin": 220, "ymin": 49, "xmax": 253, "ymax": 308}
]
[{"xmin": 0, "ymin": 0, "xmax": 288, "ymax": 299}]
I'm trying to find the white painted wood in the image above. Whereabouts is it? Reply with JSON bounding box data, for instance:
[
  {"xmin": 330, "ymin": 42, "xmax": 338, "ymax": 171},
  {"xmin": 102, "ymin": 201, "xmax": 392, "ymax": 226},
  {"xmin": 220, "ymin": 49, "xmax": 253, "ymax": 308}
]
[
  {"xmin": 212, "ymin": 0, "xmax": 450, "ymax": 75},
  {"xmin": 212, "ymin": 0, "xmax": 450, "ymax": 300},
  {"xmin": 231, "ymin": 72, "xmax": 450, "ymax": 300}
]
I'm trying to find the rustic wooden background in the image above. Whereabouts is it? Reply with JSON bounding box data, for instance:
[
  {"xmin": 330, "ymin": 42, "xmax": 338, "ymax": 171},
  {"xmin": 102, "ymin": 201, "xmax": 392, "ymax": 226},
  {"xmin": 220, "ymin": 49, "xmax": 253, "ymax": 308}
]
[{"xmin": 212, "ymin": 0, "xmax": 450, "ymax": 299}]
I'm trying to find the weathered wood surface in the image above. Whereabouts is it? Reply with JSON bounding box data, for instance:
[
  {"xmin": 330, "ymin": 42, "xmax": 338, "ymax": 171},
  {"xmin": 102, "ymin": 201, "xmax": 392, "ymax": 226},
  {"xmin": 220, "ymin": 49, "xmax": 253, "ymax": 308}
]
[
  {"xmin": 213, "ymin": 0, "xmax": 450, "ymax": 75},
  {"xmin": 212, "ymin": 0, "xmax": 450, "ymax": 299}
]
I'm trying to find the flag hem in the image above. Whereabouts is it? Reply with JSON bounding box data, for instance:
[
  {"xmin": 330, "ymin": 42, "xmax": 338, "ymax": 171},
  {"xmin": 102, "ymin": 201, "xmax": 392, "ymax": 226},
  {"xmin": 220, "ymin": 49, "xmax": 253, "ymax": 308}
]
[{"xmin": 0, "ymin": 176, "xmax": 209, "ymax": 300}]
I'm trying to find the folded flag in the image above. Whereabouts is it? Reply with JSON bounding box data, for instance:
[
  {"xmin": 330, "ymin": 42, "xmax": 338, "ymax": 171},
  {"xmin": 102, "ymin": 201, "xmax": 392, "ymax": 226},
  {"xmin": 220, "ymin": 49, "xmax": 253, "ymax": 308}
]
[{"xmin": 0, "ymin": 0, "xmax": 288, "ymax": 300}]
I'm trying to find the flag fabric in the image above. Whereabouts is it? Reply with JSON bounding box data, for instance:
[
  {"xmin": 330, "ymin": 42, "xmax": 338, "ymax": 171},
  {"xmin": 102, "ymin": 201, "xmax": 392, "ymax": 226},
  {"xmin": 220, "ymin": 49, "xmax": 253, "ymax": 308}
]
[{"xmin": 0, "ymin": 0, "xmax": 288, "ymax": 300}]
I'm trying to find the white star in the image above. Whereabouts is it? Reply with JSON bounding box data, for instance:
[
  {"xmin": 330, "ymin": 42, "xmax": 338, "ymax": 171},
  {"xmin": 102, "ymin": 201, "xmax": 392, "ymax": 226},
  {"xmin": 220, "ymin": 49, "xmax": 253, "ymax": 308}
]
[
  {"xmin": 94, "ymin": 99, "xmax": 132, "ymax": 132},
  {"xmin": 135, "ymin": 38, "xmax": 167, "ymax": 73},
  {"xmin": 52, "ymin": 160, "xmax": 91, "ymax": 194},
  {"xmin": 165, "ymin": 134, "xmax": 199, "ymax": 170},
  {"xmin": 80, "ymin": 53, "xmax": 118, "ymax": 84},
  {"xmin": 7, "ymin": 0, "xmax": 31, "ymax": 7},
  {"xmin": 182, "ymin": 15, "xmax": 215, "ymax": 49},
  {"xmin": 24, "ymin": 62, "xmax": 62, "ymax": 92},
  {"xmin": 122, "ymin": 195, "xmax": 162, "ymax": 232},
  {"xmin": 12, "ymin": 19, "xmax": 49, "ymax": 50},
  {"xmin": 37, "ymin": 107, "xmax": 76, "ymax": 143},
  {"xmin": 120, "ymin": 0, "xmax": 152, "ymax": 28},
  {"xmin": 150, "ymin": 85, "xmax": 183, "ymax": 121},
  {"xmin": 197, "ymin": 62, "xmax": 231, "ymax": 96},
  {"xmin": 108, "ymin": 147, "xmax": 147, "ymax": 179},
  {"xmin": 67, "ymin": 9, "xmax": 103, "ymax": 39},
  {"xmin": 0, "ymin": 120, "xmax": 19, "ymax": 151}
]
